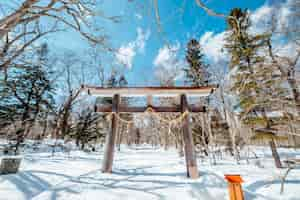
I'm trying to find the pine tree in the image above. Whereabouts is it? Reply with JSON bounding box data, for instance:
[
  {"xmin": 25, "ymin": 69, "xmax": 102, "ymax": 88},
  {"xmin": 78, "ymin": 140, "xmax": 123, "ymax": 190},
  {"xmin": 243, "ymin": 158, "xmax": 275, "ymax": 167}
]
[
  {"xmin": 183, "ymin": 39, "xmax": 212, "ymax": 156},
  {"xmin": 106, "ymin": 72, "xmax": 118, "ymax": 88},
  {"xmin": 225, "ymin": 8, "xmax": 264, "ymax": 118},
  {"xmin": 225, "ymin": 8, "xmax": 289, "ymax": 125},
  {"xmin": 225, "ymin": 8, "xmax": 290, "ymax": 167},
  {"xmin": 118, "ymin": 74, "xmax": 128, "ymax": 87},
  {"xmin": 184, "ymin": 39, "xmax": 209, "ymax": 86}
]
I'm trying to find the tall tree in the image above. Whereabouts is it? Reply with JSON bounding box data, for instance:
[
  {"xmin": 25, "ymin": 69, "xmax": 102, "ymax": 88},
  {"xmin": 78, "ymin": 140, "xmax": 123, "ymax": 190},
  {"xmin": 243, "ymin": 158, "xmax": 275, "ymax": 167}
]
[
  {"xmin": 183, "ymin": 39, "xmax": 212, "ymax": 158},
  {"xmin": 266, "ymin": 0, "xmax": 300, "ymax": 117},
  {"xmin": 0, "ymin": 44, "xmax": 55, "ymax": 154},
  {"xmin": 51, "ymin": 51, "xmax": 83, "ymax": 140},
  {"xmin": 225, "ymin": 8, "xmax": 290, "ymax": 124},
  {"xmin": 184, "ymin": 39, "xmax": 210, "ymax": 86},
  {"xmin": 225, "ymin": 8, "xmax": 290, "ymax": 167}
]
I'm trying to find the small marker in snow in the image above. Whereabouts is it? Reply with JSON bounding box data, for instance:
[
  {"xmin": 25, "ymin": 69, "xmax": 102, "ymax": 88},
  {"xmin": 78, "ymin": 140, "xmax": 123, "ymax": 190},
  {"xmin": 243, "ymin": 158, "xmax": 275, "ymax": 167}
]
[{"xmin": 225, "ymin": 174, "xmax": 244, "ymax": 200}]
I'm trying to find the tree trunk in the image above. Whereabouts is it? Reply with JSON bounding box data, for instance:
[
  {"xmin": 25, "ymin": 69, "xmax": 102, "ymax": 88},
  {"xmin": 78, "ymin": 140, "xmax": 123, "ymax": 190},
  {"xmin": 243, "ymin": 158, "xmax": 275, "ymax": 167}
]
[
  {"xmin": 116, "ymin": 125, "xmax": 123, "ymax": 152},
  {"xmin": 225, "ymin": 109, "xmax": 240, "ymax": 162},
  {"xmin": 164, "ymin": 125, "xmax": 170, "ymax": 150},
  {"xmin": 269, "ymin": 138, "xmax": 282, "ymax": 168},
  {"xmin": 81, "ymin": 142, "xmax": 85, "ymax": 150},
  {"xmin": 41, "ymin": 115, "xmax": 48, "ymax": 138},
  {"xmin": 288, "ymin": 77, "xmax": 300, "ymax": 116}
]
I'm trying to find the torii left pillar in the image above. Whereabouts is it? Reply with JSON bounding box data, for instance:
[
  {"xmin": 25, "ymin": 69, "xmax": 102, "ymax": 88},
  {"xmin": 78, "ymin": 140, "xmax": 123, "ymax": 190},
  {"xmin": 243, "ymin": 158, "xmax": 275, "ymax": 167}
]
[
  {"xmin": 181, "ymin": 94, "xmax": 199, "ymax": 179},
  {"xmin": 102, "ymin": 94, "xmax": 120, "ymax": 173}
]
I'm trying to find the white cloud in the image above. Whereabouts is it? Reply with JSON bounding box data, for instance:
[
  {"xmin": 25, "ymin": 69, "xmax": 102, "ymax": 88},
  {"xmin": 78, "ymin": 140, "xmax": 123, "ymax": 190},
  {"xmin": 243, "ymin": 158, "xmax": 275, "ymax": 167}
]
[
  {"xmin": 274, "ymin": 42, "xmax": 300, "ymax": 60},
  {"xmin": 250, "ymin": 1, "xmax": 293, "ymax": 34},
  {"xmin": 199, "ymin": 31, "xmax": 228, "ymax": 65},
  {"xmin": 251, "ymin": 5, "xmax": 273, "ymax": 24},
  {"xmin": 277, "ymin": 6, "xmax": 291, "ymax": 27},
  {"xmin": 115, "ymin": 27, "xmax": 150, "ymax": 69},
  {"xmin": 198, "ymin": 0, "xmax": 296, "ymax": 67},
  {"xmin": 136, "ymin": 27, "xmax": 150, "ymax": 53},
  {"xmin": 153, "ymin": 43, "xmax": 184, "ymax": 84},
  {"xmin": 135, "ymin": 13, "xmax": 143, "ymax": 20},
  {"xmin": 115, "ymin": 44, "xmax": 136, "ymax": 70},
  {"xmin": 250, "ymin": 5, "xmax": 274, "ymax": 34},
  {"xmin": 250, "ymin": 1, "xmax": 298, "ymax": 62},
  {"xmin": 154, "ymin": 43, "xmax": 180, "ymax": 69}
]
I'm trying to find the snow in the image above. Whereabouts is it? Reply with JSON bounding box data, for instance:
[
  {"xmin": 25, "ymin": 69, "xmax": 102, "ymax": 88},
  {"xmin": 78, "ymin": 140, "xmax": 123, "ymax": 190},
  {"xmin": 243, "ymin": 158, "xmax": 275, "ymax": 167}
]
[{"xmin": 0, "ymin": 143, "xmax": 300, "ymax": 200}]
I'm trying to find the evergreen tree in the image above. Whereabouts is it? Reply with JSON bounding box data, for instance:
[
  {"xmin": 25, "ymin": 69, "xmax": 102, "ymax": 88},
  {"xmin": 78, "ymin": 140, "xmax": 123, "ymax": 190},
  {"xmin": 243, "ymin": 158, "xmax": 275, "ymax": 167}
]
[
  {"xmin": 183, "ymin": 39, "xmax": 212, "ymax": 156},
  {"xmin": 225, "ymin": 8, "xmax": 290, "ymax": 167},
  {"xmin": 106, "ymin": 71, "xmax": 118, "ymax": 87},
  {"xmin": 184, "ymin": 39, "xmax": 210, "ymax": 86},
  {"xmin": 225, "ymin": 8, "xmax": 291, "ymax": 125},
  {"xmin": 71, "ymin": 108, "xmax": 105, "ymax": 150},
  {"xmin": 119, "ymin": 74, "xmax": 128, "ymax": 87},
  {"xmin": 0, "ymin": 43, "xmax": 55, "ymax": 154},
  {"xmin": 225, "ymin": 8, "xmax": 271, "ymax": 123}
]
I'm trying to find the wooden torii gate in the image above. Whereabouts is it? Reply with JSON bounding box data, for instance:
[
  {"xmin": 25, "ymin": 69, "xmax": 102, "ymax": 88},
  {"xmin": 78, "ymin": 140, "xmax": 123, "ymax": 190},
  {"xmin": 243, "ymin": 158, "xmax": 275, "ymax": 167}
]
[{"xmin": 83, "ymin": 86, "xmax": 216, "ymax": 179}]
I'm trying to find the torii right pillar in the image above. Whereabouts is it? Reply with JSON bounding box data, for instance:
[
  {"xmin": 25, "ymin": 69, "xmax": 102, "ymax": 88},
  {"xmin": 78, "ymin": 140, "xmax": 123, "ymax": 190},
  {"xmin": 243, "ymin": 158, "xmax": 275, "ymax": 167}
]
[{"xmin": 181, "ymin": 94, "xmax": 199, "ymax": 179}]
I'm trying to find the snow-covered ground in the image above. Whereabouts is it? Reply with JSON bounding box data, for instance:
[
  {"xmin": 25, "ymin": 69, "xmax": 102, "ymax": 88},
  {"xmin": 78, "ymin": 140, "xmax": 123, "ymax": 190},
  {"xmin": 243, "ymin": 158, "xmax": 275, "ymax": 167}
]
[{"xmin": 0, "ymin": 143, "xmax": 299, "ymax": 200}]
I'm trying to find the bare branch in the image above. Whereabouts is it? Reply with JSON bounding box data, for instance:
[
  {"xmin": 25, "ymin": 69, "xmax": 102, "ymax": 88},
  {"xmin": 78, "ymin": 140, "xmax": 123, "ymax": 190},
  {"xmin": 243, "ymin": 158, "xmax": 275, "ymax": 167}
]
[{"xmin": 194, "ymin": 0, "xmax": 226, "ymax": 18}]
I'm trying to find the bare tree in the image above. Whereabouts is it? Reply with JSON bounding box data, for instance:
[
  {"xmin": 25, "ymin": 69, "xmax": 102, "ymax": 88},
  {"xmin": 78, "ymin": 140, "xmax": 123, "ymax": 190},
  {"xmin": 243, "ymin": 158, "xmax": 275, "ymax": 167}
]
[
  {"xmin": 51, "ymin": 51, "xmax": 84, "ymax": 140},
  {"xmin": 267, "ymin": 16, "xmax": 300, "ymax": 117},
  {"xmin": 0, "ymin": 0, "xmax": 115, "ymax": 41},
  {"xmin": 0, "ymin": 0, "xmax": 117, "ymax": 73}
]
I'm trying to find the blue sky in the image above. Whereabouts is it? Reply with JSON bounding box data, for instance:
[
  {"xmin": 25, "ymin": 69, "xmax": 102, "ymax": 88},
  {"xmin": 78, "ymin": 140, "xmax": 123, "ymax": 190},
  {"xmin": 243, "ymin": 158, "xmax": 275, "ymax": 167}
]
[{"xmin": 46, "ymin": 0, "xmax": 281, "ymax": 86}]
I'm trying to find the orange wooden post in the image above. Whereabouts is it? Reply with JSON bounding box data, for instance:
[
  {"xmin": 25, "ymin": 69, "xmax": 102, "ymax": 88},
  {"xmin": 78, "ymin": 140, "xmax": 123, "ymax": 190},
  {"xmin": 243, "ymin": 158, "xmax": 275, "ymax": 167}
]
[{"xmin": 224, "ymin": 175, "xmax": 244, "ymax": 200}]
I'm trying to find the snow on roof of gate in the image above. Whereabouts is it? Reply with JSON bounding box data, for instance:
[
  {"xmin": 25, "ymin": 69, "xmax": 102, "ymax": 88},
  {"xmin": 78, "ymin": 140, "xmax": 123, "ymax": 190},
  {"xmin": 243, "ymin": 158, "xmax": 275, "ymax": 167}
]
[{"xmin": 82, "ymin": 85, "xmax": 217, "ymax": 97}]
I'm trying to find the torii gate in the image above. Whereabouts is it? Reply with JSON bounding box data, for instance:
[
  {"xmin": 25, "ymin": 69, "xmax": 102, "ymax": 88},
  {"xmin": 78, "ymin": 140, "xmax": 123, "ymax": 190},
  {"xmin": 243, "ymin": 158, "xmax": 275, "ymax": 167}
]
[{"xmin": 83, "ymin": 86, "xmax": 216, "ymax": 179}]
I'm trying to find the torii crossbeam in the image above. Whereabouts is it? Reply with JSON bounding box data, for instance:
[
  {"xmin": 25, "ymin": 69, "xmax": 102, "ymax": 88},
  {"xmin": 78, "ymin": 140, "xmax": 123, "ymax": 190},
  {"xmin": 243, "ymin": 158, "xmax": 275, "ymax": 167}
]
[{"xmin": 83, "ymin": 85, "xmax": 216, "ymax": 179}]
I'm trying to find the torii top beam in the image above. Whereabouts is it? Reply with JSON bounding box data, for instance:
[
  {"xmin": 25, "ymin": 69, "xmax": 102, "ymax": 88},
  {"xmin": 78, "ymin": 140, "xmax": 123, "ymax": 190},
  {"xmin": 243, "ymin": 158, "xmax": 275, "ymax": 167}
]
[{"xmin": 82, "ymin": 85, "xmax": 217, "ymax": 97}]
